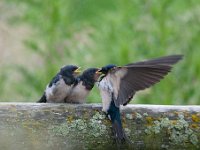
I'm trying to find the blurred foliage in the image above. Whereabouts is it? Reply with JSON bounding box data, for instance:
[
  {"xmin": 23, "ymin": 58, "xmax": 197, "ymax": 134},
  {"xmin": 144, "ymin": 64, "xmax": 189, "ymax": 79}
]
[{"xmin": 2, "ymin": 0, "xmax": 200, "ymax": 104}]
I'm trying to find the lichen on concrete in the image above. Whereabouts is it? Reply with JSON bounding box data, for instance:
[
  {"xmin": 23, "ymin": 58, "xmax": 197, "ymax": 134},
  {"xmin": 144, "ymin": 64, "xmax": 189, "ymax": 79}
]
[
  {"xmin": 190, "ymin": 133, "xmax": 199, "ymax": 145},
  {"xmin": 126, "ymin": 114, "xmax": 133, "ymax": 120},
  {"xmin": 1, "ymin": 103, "xmax": 200, "ymax": 149},
  {"xmin": 91, "ymin": 112, "xmax": 106, "ymax": 120},
  {"xmin": 160, "ymin": 117, "xmax": 171, "ymax": 128},
  {"xmin": 145, "ymin": 116, "xmax": 153, "ymax": 124},
  {"xmin": 135, "ymin": 112, "xmax": 143, "ymax": 119},
  {"xmin": 192, "ymin": 114, "xmax": 200, "ymax": 122},
  {"xmin": 145, "ymin": 113, "xmax": 199, "ymax": 147},
  {"xmin": 145, "ymin": 120, "xmax": 161, "ymax": 134},
  {"xmin": 124, "ymin": 128, "xmax": 131, "ymax": 137},
  {"xmin": 50, "ymin": 123, "xmax": 70, "ymax": 136},
  {"xmin": 143, "ymin": 112, "xmax": 149, "ymax": 117},
  {"xmin": 125, "ymin": 111, "xmax": 145, "ymax": 120},
  {"xmin": 50, "ymin": 112, "xmax": 108, "ymax": 138},
  {"xmin": 70, "ymin": 119, "xmax": 87, "ymax": 132},
  {"xmin": 88, "ymin": 112, "xmax": 107, "ymax": 137}
]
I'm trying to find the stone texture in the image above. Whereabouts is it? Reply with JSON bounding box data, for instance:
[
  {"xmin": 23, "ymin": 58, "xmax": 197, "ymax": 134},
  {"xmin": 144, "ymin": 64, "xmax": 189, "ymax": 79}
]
[{"xmin": 0, "ymin": 103, "xmax": 199, "ymax": 150}]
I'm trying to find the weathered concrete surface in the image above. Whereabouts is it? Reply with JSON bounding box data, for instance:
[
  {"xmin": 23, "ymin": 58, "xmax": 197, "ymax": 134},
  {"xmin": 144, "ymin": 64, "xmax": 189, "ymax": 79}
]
[{"xmin": 0, "ymin": 103, "xmax": 199, "ymax": 150}]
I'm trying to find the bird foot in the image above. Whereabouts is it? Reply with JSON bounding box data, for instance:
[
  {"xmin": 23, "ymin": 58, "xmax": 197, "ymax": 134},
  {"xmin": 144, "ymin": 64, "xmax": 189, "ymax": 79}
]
[{"xmin": 103, "ymin": 112, "xmax": 111, "ymax": 120}]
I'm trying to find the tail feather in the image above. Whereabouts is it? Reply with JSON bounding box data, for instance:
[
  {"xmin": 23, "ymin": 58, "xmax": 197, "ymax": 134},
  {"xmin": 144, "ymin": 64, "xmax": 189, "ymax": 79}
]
[
  {"xmin": 112, "ymin": 120, "xmax": 126, "ymax": 143},
  {"xmin": 108, "ymin": 100, "xmax": 126, "ymax": 143},
  {"xmin": 37, "ymin": 93, "xmax": 47, "ymax": 103}
]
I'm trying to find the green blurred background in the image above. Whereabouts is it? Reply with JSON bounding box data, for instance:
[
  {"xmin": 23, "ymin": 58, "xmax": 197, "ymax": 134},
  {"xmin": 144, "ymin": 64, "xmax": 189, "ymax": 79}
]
[{"xmin": 0, "ymin": 0, "xmax": 199, "ymax": 104}]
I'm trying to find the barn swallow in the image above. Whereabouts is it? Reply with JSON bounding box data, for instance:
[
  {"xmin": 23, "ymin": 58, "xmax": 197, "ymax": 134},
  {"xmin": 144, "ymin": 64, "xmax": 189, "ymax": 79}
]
[
  {"xmin": 37, "ymin": 65, "xmax": 81, "ymax": 103},
  {"xmin": 97, "ymin": 55, "xmax": 183, "ymax": 143},
  {"xmin": 65, "ymin": 68, "xmax": 102, "ymax": 103}
]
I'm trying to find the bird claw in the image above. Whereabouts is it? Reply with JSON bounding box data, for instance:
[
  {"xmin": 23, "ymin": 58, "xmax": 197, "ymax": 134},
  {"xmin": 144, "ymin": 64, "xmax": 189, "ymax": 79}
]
[
  {"xmin": 105, "ymin": 113, "xmax": 111, "ymax": 120},
  {"xmin": 101, "ymin": 111, "xmax": 111, "ymax": 120},
  {"xmin": 107, "ymin": 115, "xmax": 111, "ymax": 120}
]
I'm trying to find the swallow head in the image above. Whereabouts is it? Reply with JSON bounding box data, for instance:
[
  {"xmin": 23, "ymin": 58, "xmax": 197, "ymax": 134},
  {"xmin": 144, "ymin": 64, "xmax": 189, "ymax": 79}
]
[
  {"xmin": 98, "ymin": 64, "xmax": 117, "ymax": 74},
  {"xmin": 60, "ymin": 65, "xmax": 81, "ymax": 77},
  {"xmin": 82, "ymin": 68, "xmax": 102, "ymax": 82}
]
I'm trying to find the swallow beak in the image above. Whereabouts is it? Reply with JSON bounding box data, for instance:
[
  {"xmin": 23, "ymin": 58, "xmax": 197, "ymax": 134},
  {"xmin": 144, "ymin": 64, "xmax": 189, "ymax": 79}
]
[
  {"xmin": 96, "ymin": 69, "xmax": 103, "ymax": 75},
  {"xmin": 74, "ymin": 67, "xmax": 81, "ymax": 74},
  {"xmin": 94, "ymin": 69, "xmax": 103, "ymax": 81}
]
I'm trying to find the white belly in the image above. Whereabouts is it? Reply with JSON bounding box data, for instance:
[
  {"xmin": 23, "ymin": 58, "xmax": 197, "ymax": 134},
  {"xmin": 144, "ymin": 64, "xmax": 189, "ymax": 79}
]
[
  {"xmin": 97, "ymin": 77, "xmax": 113, "ymax": 112},
  {"xmin": 45, "ymin": 78, "xmax": 71, "ymax": 103},
  {"xmin": 66, "ymin": 81, "xmax": 89, "ymax": 103}
]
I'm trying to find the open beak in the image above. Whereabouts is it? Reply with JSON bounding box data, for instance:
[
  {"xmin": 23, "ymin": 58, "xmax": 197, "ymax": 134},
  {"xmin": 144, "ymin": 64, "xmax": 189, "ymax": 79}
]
[
  {"xmin": 74, "ymin": 67, "xmax": 81, "ymax": 74},
  {"xmin": 96, "ymin": 69, "xmax": 103, "ymax": 75}
]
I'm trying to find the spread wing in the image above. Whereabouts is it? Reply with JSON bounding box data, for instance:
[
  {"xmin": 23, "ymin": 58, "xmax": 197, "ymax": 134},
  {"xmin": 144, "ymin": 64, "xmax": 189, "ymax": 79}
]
[{"xmin": 108, "ymin": 55, "xmax": 183, "ymax": 107}]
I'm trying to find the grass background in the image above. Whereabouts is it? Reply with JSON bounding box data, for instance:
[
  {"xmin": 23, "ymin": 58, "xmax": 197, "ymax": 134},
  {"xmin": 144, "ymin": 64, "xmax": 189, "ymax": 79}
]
[{"xmin": 1, "ymin": 0, "xmax": 200, "ymax": 104}]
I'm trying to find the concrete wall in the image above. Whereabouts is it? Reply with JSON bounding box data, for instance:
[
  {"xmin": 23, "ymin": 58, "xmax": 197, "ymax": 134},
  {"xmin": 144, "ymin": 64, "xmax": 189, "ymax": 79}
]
[{"xmin": 0, "ymin": 103, "xmax": 199, "ymax": 149}]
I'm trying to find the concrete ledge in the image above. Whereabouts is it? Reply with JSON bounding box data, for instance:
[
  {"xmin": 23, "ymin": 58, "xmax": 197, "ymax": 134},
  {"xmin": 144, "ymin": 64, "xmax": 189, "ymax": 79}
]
[{"xmin": 0, "ymin": 103, "xmax": 199, "ymax": 149}]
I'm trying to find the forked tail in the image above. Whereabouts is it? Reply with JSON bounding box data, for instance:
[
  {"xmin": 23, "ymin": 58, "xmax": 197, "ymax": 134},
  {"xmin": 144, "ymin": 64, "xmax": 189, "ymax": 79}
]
[{"xmin": 108, "ymin": 100, "xmax": 126, "ymax": 143}]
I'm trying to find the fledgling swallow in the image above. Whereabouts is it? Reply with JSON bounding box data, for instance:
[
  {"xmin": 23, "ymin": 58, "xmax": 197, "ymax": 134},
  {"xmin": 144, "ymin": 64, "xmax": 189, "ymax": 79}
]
[
  {"xmin": 65, "ymin": 68, "xmax": 102, "ymax": 103},
  {"xmin": 37, "ymin": 65, "xmax": 81, "ymax": 103},
  {"xmin": 97, "ymin": 55, "xmax": 183, "ymax": 143}
]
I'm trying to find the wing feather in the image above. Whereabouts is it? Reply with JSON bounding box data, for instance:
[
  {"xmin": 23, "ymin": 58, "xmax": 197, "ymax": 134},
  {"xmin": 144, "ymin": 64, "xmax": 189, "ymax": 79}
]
[
  {"xmin": 107, "ymin": 55, "xmax": 183, "ymax": 107},
  {"xmin": 126, "ymin": 55, "xmax": 183, "ymax": 66}
]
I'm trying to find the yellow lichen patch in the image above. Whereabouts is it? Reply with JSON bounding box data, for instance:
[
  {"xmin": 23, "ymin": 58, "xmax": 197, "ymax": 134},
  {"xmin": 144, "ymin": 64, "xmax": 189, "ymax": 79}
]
[
  {"xmin": 103, "ymin": 119, "xmax": 111, "ymax": 126},
  {"xmin": 171, "ymin": 120, "xmax": 177, "ymax": 125},
  {"xmin": 122, "ymin": 122, "xmax": 127, "ymax": 128},
  {"xmin": 174, "ymin": 111, "xmax": 180, "ymax": 116},
  {"xmin": 190, "ymin": 124, "xmax": 199, "ymax": 129},
  {"xmin": 67, "ymin": 116, "xmax": 74, "ymax": 123},
  {"xmin": 146, "ymin": 116, "xmax": 153, "ymax": 125},
  {"xmin": 191, "ymin": 114, "xmax": 200, "ymax": 122}
]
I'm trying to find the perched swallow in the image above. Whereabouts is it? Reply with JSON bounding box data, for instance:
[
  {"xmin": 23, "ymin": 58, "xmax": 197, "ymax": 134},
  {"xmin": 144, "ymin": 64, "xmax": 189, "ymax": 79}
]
[
  {"xmin": 37, "ymin": 65, "xmax": 81, "ymax": 103},
  {"xmin": 97, "ymin": 55, "xmax": 183, "ymax": 143},
  {"xmin": 65, "ymin": 68, "xmax": 102, "ymax": 103}
]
